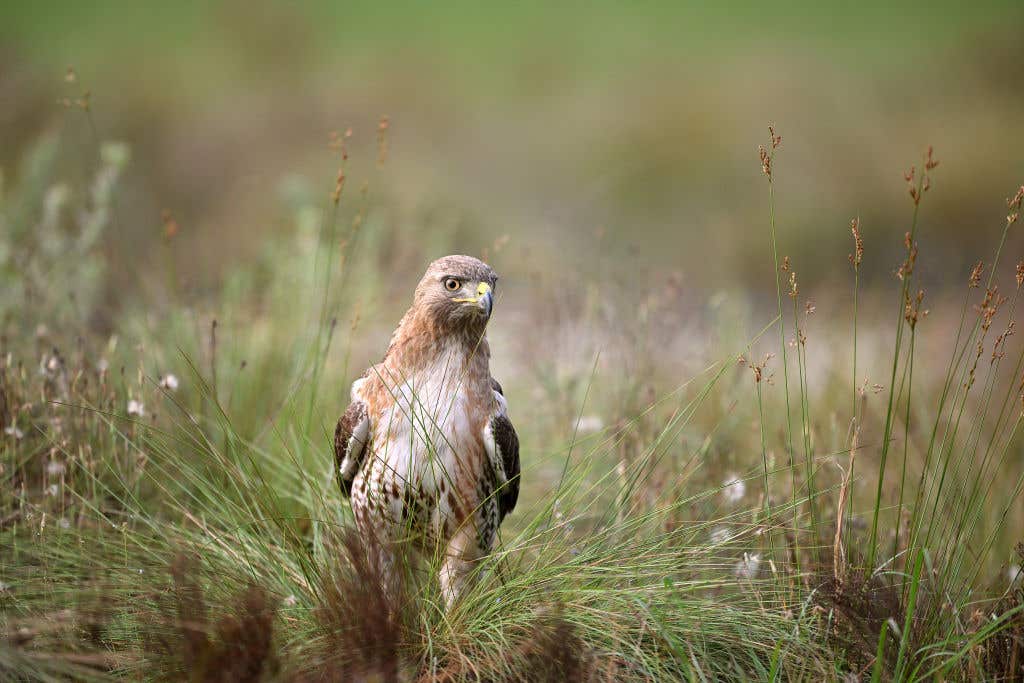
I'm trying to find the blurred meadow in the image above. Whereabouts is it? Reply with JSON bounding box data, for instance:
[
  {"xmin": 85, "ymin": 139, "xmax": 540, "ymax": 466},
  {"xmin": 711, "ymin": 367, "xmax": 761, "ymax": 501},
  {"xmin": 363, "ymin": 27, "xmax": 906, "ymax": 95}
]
[{"xmin": 4, "ymin": 1, "xmax": 1024, "ymax": 680}]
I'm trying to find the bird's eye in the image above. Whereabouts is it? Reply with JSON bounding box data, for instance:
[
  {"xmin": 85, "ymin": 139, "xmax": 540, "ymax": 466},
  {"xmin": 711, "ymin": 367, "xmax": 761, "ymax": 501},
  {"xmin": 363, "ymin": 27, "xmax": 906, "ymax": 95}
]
[{"xmin": 444, "ymin": 278, "xmax": 461, "ymax": 291}]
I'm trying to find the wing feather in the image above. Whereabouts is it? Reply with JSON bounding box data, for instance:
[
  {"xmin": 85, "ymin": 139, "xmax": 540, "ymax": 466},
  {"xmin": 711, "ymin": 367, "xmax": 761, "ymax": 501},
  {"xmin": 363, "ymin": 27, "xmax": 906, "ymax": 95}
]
[
  {"xmin": 484, "ymin": 380, "xmax": 519, "ymax": 520},
  {"xmin": 335, "ymin": 398, "xmax": 369, "ymax": 498},
  {"xmin": 492, "ymin": 414, "xmax": 520, "ymax": 519}
]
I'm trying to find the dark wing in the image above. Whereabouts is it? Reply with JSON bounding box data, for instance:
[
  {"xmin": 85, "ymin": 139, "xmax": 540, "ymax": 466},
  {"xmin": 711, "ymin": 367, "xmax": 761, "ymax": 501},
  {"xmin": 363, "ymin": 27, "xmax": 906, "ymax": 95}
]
[
  {"xmin": 491, "ymin": 413, "xmax": 520, "ymax": 520},
  {"xmin": 334, "ymin": 400, "xmax": 369, "ymax": 498}
]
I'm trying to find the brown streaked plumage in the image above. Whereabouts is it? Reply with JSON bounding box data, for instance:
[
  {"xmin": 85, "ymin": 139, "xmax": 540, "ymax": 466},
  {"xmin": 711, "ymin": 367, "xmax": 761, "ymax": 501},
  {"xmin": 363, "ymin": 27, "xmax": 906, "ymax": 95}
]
[{"xmin": 333, "ymin": 255, "xmax": 520, "ymax": 606}]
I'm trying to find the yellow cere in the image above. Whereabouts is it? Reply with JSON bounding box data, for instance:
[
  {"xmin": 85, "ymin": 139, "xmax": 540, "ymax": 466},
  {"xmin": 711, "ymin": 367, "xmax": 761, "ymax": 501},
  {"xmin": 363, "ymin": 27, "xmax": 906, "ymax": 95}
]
[{"xmin": 454, "ymin": 281, "xmax": 491, "ymax": 303}]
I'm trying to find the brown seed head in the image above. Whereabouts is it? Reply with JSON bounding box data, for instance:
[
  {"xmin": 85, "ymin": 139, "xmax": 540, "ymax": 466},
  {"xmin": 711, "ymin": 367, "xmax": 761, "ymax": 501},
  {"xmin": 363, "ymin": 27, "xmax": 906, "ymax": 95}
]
[
  {"xmin": 848, "ymin": 218, "xmax": 864, "ymax": 270},
  {"xmin": 896, "ymin": 236, "xmax": 918, "ymax": 282},
  {"xmin": 328, "ymin": 129, "xmax": 351, "ymax": 161},
  {"xmin": 904, "ymin": 289, "xmax": 928, "ymax": 329},
  {"xmin": 969, "ymin": 261, "xmax": 985, "ymax": 288},
  {"xmin": 1007, "ymin": 186, "xmax": 1024, "ymax": 211},
  {"xmin": 781, "ymin": 256, "xmax": 790, "ymax": 272},
  {"xmin": 924, "ymin": 146, "xmax": 939, "ymax": 171},
  {"xmin": 759, "ymin": 145, "xmax": 771, "ymax": 178},
  {"xmin": 745, "ymin": 353, "xmax": 774, "ymax": 384},
  {"xmin": 1016, "ymin": 260, "xmax": 1024, "ymax": 289},
  {"xmin": 974, "ymin": 286, "xmax": 1006, "ymax": 336},
  {"xmin": 161, "ymin": 209, "xmax": 179, "ymax": 240},
  {"xmin": 993, "ymin": 321, "xmax": 1015, "ymax": 363},
  {"xmin": 332, "ymin": 169, "xmax": 346, "ymax": 205}
]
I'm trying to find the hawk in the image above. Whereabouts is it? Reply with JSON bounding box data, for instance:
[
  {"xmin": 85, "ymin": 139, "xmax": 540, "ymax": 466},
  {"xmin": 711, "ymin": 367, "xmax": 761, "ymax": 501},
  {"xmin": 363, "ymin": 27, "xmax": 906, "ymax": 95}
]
[{"xmin": 333, "ymin": 255, "xmax": 520, "ymax": 606}]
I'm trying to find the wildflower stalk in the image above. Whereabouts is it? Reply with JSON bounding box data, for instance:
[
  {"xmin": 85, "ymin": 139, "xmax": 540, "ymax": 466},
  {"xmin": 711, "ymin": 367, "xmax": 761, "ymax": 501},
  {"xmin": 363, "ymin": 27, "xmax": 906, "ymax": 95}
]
[
  {"xmin": 941, "ymin": 285, "xmax": 1020, "ymax": 588},
  {"xmin": 892, "ymin": 319, "xmax": 917, "ymax": 559},
  {"xmin": 920, "ymin": 191, "xmax": 1021, "ymax": 521},
  {"xmin": 921, "ymin": 284, "xmax": 1005, "ymax": 554},
  {"xmin": 968, "ymin": 413, "xmax": 1024, "ymax": 588},
  {"xmin": 847, "ymin": 218, "xmax": 863, "ymax": 566},
  {"xmin": 755, "ymin": 376, "xmax": 776, "ymax": 562},
  {"xmin": 790, "ymin": 275, "xmax": 817, "ymax": 555},
  {"xmin": 867, "ymin": 152, "xmax": 932, "ymax": 570},
  {"xmin": 305, "ymin": 133, "xmax": 351, "ymax": 431},
  {"xmin": 759, "ymin": 129, "xmax": 798, "ymax": 545},
  {"xmin": 908, "ymin": 285, "xmax": 973, "ymax": 549}
]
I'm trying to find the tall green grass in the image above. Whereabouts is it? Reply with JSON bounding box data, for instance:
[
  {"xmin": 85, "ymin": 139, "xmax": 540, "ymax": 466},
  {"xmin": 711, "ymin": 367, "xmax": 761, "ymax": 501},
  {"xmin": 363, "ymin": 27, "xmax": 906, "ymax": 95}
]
[{"xmin": 2, "ymin": 117, "xmax": 1024, "ymax": 681}]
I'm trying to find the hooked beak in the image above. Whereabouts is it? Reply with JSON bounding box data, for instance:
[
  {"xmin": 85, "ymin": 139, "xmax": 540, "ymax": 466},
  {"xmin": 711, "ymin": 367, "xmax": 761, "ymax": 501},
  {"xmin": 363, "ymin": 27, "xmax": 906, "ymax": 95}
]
[{"xmin": 454, "ymin": 282, "xmax": 493, "ymax": 318}]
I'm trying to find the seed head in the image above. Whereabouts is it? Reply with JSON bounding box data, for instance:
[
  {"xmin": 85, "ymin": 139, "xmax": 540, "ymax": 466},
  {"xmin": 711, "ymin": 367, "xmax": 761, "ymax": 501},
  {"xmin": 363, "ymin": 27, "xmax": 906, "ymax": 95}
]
[
  {"xmin": 904, "ymin": 289, "xmax": 928, "ymax": 330},
  {"xmin": 993, "ymin": 321, "xmax": 1015, "ymax": 363},
  {"xmin": 977, "ymin": 287, "xmax": 1006, "ymax": 334},
  {"xmin": 747, "ymin": 353, "xmax": 774, "ymax": 384},
  {"xmin": 848, "ymin": 218, "xmax": 864, "ymax": 270},
  {"xmin": 781, "ymin": 255, "xmax": 790, "ymax": 272},
  {"xmin": 1016, "ymin": 260, "xmax": 1024, "ymax": 289},
  {"xmin": 332, "ymin": 168, "xmax": 346, "ymax": 205},
  {"xmin": 924, "ymin": 145, "xmax": 939, "ymax": 171},
  {"xmin": 759, "ymin": 145, "xmax": 771, "ymax": 178},
  {"xmin": 969, "ymin": 261, "xmax": 985, "ymax": 288},
  {"xmin": 161, "ymin": 209, "xmax": 179, "ymax": 240},
  {"xmin": 896, "ymin": 235, "xmax": 918, "ymax": 282},
  {"xmin": 1008, "ymin": 186, "xmax": 1024, "ymax": 211}
]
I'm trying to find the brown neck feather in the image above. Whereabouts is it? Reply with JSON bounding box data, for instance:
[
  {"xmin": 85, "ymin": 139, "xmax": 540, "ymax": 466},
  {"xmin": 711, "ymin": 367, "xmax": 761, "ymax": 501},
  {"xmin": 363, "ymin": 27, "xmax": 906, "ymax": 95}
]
[{"xmin": 382, "ymin": 306, "xmax": 490, "ymax": 374}]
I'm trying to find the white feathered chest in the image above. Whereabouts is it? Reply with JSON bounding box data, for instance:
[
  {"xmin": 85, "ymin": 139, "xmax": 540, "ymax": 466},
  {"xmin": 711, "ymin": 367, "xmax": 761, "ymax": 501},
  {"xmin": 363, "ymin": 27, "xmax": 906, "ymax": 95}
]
[{"xmin": 350, "ymin": 341, "xmax": 499, "ymax": 546}]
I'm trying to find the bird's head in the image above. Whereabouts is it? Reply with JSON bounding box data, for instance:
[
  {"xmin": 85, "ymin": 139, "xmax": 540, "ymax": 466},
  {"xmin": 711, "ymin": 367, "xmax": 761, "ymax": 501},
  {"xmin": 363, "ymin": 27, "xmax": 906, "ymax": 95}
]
[{"xmin": 413, "ymin": 255, "xmax": 498, "ymax": 330}]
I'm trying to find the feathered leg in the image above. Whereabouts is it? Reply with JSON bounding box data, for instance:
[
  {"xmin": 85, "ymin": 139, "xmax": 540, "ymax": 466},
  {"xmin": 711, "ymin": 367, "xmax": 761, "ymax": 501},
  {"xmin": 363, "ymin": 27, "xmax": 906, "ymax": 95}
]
[{"xmin": 439, "ymin": 525, "xmax": 484, "ymax": 609}]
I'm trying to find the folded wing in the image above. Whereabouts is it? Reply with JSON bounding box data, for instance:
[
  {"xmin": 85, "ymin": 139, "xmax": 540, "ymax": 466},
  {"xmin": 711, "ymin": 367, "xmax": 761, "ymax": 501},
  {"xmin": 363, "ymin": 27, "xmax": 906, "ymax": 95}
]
[
  {"xmin": 334, "ymin": 399, "xmax": 369, "ymax": 498},
  {"xmin": 485, "ymin": 379, "xmax": 520, "ymax": 520}
]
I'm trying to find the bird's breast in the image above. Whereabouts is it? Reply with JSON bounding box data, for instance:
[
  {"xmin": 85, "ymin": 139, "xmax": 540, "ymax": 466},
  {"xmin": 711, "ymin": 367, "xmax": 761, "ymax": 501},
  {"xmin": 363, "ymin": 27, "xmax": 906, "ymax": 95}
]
[{"xmin": 360, "ymin": 351, "xmax": 492, "ymax": 531}]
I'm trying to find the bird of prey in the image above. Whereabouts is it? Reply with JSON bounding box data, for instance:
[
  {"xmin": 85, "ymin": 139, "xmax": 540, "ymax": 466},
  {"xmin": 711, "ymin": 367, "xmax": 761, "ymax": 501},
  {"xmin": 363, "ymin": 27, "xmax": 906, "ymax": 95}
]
[{"xmin": 334, "ymin": 255, "xmax": 520, "ymax": 606}]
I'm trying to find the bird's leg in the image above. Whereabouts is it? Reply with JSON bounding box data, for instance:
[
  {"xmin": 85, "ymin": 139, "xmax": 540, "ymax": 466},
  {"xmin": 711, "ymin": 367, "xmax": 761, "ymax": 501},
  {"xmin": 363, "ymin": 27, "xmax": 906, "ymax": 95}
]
[{"xmin": 439, "ymin": 526, "xmax": 480, "ymax": 609}]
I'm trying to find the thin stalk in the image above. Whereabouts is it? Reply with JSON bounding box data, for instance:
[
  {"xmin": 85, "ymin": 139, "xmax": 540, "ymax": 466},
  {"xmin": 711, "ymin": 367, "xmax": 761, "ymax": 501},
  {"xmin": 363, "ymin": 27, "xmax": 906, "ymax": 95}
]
[
  {"xmin": 793, "ymin": 294, "xmax": 816, "ymax": 561},
  {"xmin": 756, "ymin": 379, "xmax": 777, "ymax": 562},
  {"xmin": 893, "ymin": 323, "xmax": 916, "ymax": 561},
  {"xmin": 766, "ymin": 178, "xmax": 798, "ymax": 516},
  {"xmin": 895, "ymin": 546, "xmax": 925, "ymax": 678},
  {"xmin": 868, "ymin": 172, "xmax": 924, "ymax": 569}
]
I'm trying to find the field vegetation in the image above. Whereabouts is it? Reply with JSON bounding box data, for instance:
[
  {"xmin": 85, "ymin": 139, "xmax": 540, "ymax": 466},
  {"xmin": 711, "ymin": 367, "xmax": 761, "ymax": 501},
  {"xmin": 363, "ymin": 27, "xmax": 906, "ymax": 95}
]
[{"xmin": 3, "ymin": 4, "xmax": 1024, "ymax": 680}]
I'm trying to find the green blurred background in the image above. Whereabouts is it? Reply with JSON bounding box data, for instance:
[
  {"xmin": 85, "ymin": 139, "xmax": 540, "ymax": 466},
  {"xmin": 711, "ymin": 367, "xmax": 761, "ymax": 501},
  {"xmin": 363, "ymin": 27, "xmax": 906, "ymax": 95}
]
[{"xmin": 3, "ymin": 1, "xmax": 1024, "ymax": 311}]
